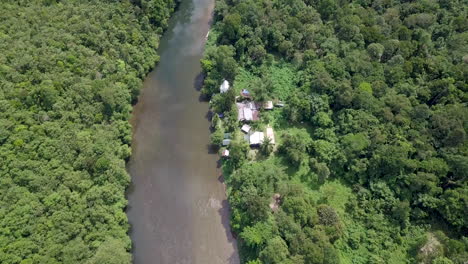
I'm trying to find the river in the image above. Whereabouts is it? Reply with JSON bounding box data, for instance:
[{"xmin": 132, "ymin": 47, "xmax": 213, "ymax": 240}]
[{"xmin": 126, "ymin": 0, "xmax": 239, "ymax": 263}]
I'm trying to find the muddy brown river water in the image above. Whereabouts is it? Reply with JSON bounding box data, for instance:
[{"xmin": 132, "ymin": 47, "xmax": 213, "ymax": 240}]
[{"xmin": 126, "ymin": 0, "xmax": 239, "ymax": 263}]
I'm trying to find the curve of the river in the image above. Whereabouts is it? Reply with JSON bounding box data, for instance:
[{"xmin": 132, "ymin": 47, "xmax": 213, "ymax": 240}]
[{"xmin": 126, "ymin": 0, "xmax": 239, "ymax": 263}]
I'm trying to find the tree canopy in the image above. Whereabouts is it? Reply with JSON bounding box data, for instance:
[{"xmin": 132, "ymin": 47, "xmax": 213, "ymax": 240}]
[
  {"xmin": 203, "ymin": 0, "xmax": 467, "ymax": 263},
  {"xmin": 0, "ymin": 0, "xmax": 175, "ymax": 263}
]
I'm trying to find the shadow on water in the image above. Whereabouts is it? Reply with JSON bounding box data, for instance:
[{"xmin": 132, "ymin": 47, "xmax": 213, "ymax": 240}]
[
  {"xmin": 219, "ymin": 200, "xmax": 239, "ymax": 261},
  {"xmin": 194, "ymin": 73, "xmax": 212, "ymax": 102},
  {"xmin": 206, "ymin": 142, "xmax": 219, "ymax": 154},
  {"xmin": 217, "ymin": 174, "xmax": 224, "ymax": 183},
  {"xmin": 205, "ymin": 110, "xmax": 213, "ymax": 121},
  {"xmin": 199, "ymin": 93, "xmax": 210, "ymax": 102},
  {"xmin": 194, "ymin": 72, "xmax": 205, "ymax": 92}
]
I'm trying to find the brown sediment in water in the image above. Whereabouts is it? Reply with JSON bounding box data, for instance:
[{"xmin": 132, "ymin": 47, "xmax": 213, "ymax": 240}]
[{"xmin": 126, "ymin": 0, "xmax": 239, "ymax": 263}]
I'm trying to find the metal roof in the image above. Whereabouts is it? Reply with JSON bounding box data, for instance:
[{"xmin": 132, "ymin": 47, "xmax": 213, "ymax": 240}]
[{"xmin": 249, "ymin": 131, "xmax": 264, "ymax": 145}]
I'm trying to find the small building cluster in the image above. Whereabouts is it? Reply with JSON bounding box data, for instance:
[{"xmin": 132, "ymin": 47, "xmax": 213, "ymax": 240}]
[
  {"xmin": 241, "ymin": 125, "xmax": 275, "ymax": 146},
  {"xmin": 216, "ymin": 79, "xmax": 283, "ymax": 158}
]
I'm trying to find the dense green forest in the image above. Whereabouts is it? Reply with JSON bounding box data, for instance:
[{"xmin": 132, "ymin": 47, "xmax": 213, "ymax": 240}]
[
  {"xmin": 0, "ymin": 0, "xmax": 174, "ymax": 263},
  {"xmin": 202, "ymin": 0, "xmax": 467, "ymax": 263}
]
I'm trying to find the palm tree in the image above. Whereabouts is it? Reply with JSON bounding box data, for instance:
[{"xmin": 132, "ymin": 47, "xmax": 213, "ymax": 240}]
[{"xmin": 261, "ymin": 136, "xmax": 274, "ymax": 156}]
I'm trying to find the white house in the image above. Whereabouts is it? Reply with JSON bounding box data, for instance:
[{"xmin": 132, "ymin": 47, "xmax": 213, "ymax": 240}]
[
  {"xmin": 241, "ymin": 124, "xmax": 251, "ymax": 133},
  {"xmin": 249, "ymin": 131, "xmax": 265, "ymax": 145},
  {"xmin": 222, "ymin": 139, "xmax": 231, "ymax": 146},
  {"xmin": 220, "ymin": 80, "xmax": 230, "ymax": 93},
  {"xmin": 263, "ymin": 101, "xmax": 274, "ymax": 110},
  {"xmin": 222, "ymin": 149, "xmax": 230, "ymax": 157}
]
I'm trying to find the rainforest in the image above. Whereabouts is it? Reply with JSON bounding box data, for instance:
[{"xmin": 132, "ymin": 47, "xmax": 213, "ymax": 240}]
[
  {"xmin": 0, "ymin": 0, "xmax": 175, "ymax": 263},
  {"xmin": 0, "ymin": 0, "xmax": 467, "ymax": 263},
  {"xmin": 202, "ymin": 0, "xmax": 467, "ymax": 263}
]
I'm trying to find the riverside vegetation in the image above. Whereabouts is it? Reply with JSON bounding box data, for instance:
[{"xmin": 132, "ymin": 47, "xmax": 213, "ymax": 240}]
[
  {"xmin": 202, "ymin": 0, "xmax": 467, "ymax": 263},
  {"xmin": 0, "ymin": 0, "xmax": 175, "ymax": 263}
]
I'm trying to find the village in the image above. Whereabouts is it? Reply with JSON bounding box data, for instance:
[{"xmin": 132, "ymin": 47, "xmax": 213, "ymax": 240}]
[{"xmin": 212, "ymin": 79, "xmax": 285, "ymax": 158}]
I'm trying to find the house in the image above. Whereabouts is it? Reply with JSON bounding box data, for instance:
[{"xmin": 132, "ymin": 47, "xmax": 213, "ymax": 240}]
[
  {"xmin": 241, "ymin": 124, "xmax": 251, "ymax": 133},
  {"xmin": 265, "ymin": 126, "xmax": 275, "ymax": 144},
  {"xmin": 275, "ymin": 101, "xmax": 285, "ymax": 107},
  {"xmin": 221, "ymin": 149, "xmax": 230, "ymax": 157},
  {"xmin": 220, "ymin": 80, "xmax": 230, "ymax": 93},
  {"xmin": 236, "ymin": 102, "xmax": 260, "ymax": 121},
  {"xmin": 263, "ymin": 101, "xmax": 274, "ymax": 110},
  {"xmin": 249, "ymin": 131, "xmax": 265, "ymax": 145}
]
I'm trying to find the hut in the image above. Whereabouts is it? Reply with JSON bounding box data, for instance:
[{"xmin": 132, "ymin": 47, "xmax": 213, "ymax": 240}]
[
  {"xmin": 221, "ymin": 149, "xmax": 230, "ymax": 157},
  {"xmin": 241, "ymin": 124, "xmax": 251, "ymax": 133},
  {"xmin": 222, "ymin": 139, "xmax": 231, "ymax": 146},
  {"xmin": 275, "ymin": 101, "xmax": 285, "ymax": 107},
  {"xmin": 249, "ymin": 131, "xmax": 265, "ymax": 145},
  {"xmin": 220, "ymin": 80, "xmax": 230, "ymax": 93},
  {"xmin": 263, "ymin": 101, "xmax": 274, "ymax": 110}
]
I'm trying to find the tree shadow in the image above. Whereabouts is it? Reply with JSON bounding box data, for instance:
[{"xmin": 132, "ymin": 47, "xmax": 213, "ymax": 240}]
[
  {"xmin": 194, "ymin": 72, "xmax": 205, "ymax": 91},
  {"xmin": 199, "ymin": 93, "xmax": 210, "ymax": 102},
  {"xmin": 218, "ymin": 199, "xmax": 240, "ymax": 263},
  {"xmin": 205, "ymin": 109, "xmax": 213, "ymax": 121},
  {"xmin": 194, "ymin": 72, "xmax": 211, "ymax": 102},
  {"xmin": 206, "ymin": 143, "xmax": 218, "ymax": 154},
  {"xmin": 218, "ymin": 173, "xmax": 225, "ymax": 184}
]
